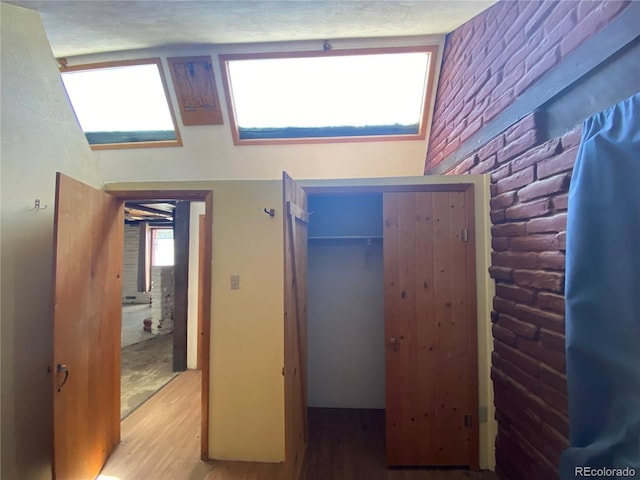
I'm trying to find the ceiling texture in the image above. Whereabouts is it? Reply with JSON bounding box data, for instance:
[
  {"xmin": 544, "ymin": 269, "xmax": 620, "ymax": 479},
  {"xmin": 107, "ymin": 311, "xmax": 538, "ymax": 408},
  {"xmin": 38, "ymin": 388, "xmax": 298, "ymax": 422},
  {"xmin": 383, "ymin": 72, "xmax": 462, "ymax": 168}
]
[{"xmin": 8, "ymin": 0, "xmax": 496, "ymax": 58}]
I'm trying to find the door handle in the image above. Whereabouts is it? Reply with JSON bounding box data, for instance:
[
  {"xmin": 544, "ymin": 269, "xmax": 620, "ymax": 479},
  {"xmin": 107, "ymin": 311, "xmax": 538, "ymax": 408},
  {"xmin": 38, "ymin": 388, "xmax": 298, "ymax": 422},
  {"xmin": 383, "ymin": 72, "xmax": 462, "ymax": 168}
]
[
  {"xmin": 56, "ymin": 363, "xmax": 69, "ymax": 392},
  {"xmin": 388, "ymin": 337, "xmax": 398, "ymax": 351}
]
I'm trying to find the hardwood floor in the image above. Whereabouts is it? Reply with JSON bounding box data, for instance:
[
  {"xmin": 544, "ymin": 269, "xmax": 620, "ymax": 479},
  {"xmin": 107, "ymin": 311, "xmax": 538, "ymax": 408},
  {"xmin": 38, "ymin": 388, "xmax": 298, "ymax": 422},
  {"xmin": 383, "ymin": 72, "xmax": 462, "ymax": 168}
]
[{"xmin": 100, "ymin": 372, "xmax": 496, "ymax": 480}]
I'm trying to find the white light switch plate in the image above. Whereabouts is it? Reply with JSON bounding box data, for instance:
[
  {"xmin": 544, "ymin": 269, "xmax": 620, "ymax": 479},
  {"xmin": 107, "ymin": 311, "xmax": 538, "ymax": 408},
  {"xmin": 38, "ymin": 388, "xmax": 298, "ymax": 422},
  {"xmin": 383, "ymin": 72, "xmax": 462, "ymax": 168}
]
[{"xmin": 230, "ymin": 274, "xmax": 240, "ymax": 290}]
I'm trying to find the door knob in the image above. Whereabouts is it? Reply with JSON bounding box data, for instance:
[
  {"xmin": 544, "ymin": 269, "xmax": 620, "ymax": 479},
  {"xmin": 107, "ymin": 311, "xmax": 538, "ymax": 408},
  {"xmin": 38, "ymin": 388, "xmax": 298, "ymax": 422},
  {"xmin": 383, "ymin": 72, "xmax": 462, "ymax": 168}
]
[{"xmin": 389, "ymin": 337, "xmax": 397, "ymax": 344}]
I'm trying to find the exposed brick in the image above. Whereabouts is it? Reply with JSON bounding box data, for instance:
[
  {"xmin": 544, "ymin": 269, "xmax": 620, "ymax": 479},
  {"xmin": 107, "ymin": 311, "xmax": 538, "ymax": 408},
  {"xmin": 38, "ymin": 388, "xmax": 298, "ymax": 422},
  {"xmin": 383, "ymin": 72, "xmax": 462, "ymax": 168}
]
[
  {"xmin": 490, "ymin": 191, "xmax": 516, "ymax": 210},
  {"xmin": 513, "ymin": 269, "xmax": 564, "ymax": 292},
  {"xmin": 495, "ymin": 340, "xmax": 540, "ymax": 376},
  {"xmin": 484, "ymin": 89, "xmax": 515, "ymax": 124},
  {"xmin": 493, "ymin": 252, "xmax": 539, "ymax": 269},
  {"xmin": 496, "ymin": 284, "xmax": 536, "ymax": 304},
  {"xmin": 561, "ymin": 125, "xmax": 583, "ymax": 151},
  {"xmin": 552, "ymin": 193, "xmax": 569, "ymax": 211},
  {"xmin": 526, "ymin": 213, "xmax": 567, "ymax": 234},
  {"xmin": 496, "ymin": 166, "xmax": 535, "ymax": 194},
  {"xmin": 510, "ymin": 234, "xmax": 557, "ymax": 252},
  {"xmin": 460, "ymin": 116, "xmax": 484, "ymax": 144},
  {"xmin": 493, "ymin": 323, "xmax": 517, "ymax": 346},
  {"xmin": 449, "ymin": 154, "xmax": 478, "ymax": 175},
  {"xmin": 537, "ymin": 292, "xmax": 565, "ymax": 314},
  {"xmin": 470, "ymin": 154, "xmax": 496, "ymax": 174},
  {"xmin": 539, "ymin": 423, "xmax": 569, "ymax": 468},
  {"xmin": 540, "ymin": 363, "xmax": 568, "ymax": 396},
  {"xmin": 518, "ymin": 337, "xmax": 566, "ymax": 373},
  {"xmin": 511, "ymin": 139, "xmax": 561, "ymax": 173},
  {"xmin": 516, "ymin": 46, "xmax": 561, "ymax": 97},
  {"xmin": 478, "ymin": 134, "xmax": 505, "ymax": 161},
  {"xmin": 538, "ymin": 251, "xmax": 566, "ymax": 270},
  {"xmin": 498, "ymin": 312, "xmax": 539, "ymax": 338},
  {"xmin": 561, "ymin": 1, "xmax": 630, "ymax": 56},
  {"xmin": 490, "ymin": 266, "xmax": 514, "ymax": 281},
  {"xmin": 556, "ymin": 231, "xmax": 567, "ymax": 250},
  {"xmin": 491, "ymin": 163, "xmax": 512, "ymax": 183},
  {"xmin": 519, "ymin": 175, "xmax": 570, "ymax": 203},
  {"xmin": 537, "ymin": 147, "xmax": 578, "ymax": 179},
  {"xmin": 442, "ymin": 136, "xmax": 461, "ymax": 159},
  {"xmin": 505, "ymin": 113, "xmax": 537, "ymax": 143},
  {"xmin": 492, "ymin": 236, "xmax": 511, "ymax": 251},
  {"xmin": 515, "ymin": 304, "xmax": 565, "ymax": 333},
  {"xmin": 500, "ymin": 357, "xmax": 541, "ymax": 395},
  {"xmin": 493, "ymin": 61, "xmax": 524, "ymax": 100},
  {"xmin": 506, "ymin": 198, "xmax": 552, "ymax": 220},
  {"xmin": 540, "ymin": 404, "xmax": 569, "ymax": 439},
  {"xmin": 539, "ymin": 382, "xmax": 568, "ymax": 415},
  {"xmin": 497, "ymin": 130, "xmax": 539, "ymax": 165},
  {"xmin": 493, "ymin": 296, "xmax": 520, "ymax": 319},
  {"xmin": 491, "ymin": 222, "xmax": 526, "ymax": 237},
  {"xmin": 491, "ymin": 210, "xmax": 506, "ymax": 224},
  {"xmin": 540, "ymin": 329, "xmax": 565, "ymax": 352}
]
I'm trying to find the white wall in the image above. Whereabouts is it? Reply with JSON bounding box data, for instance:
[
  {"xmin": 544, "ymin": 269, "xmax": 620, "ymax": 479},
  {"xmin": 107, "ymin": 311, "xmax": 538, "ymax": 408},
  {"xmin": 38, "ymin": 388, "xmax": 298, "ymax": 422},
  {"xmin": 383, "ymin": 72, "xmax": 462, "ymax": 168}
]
[
  {"xmin": 187, "ymin": 202, "xmax": 206, "ymax": 369},
  {"xmin": 122, "ymin": 224, "xmax": 152, "ymax": 304},
  {"xmin": 307, "ymin": 241, "xmax": 385, "ymax": 408},
  {"xmin": 0, "ymin": 4, "xmax": 103, "ymax": 479},
  {"xmin": 62, "ymin": 35, "xmax": 444, "ymax": 183}
]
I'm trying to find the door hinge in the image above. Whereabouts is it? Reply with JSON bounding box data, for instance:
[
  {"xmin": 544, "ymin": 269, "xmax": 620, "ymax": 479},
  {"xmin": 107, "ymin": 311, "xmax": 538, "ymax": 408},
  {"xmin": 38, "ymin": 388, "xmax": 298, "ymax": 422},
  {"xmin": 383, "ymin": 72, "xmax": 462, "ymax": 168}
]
[
  {"xmin": 464, "ymin": 414, "xmax": 472, "ymax": 428},
  {"xmin": 461, "ymin": 228, "xmax": 469, "ymax": 242}
]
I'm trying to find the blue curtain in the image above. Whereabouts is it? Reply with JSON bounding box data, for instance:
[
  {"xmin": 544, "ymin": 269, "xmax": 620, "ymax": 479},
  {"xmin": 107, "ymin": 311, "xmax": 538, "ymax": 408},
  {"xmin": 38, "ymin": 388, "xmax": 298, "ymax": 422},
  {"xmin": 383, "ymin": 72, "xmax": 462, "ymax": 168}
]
[{"xmin": 560, "ymin": 92, "xmax": 640, "ymax": 479}]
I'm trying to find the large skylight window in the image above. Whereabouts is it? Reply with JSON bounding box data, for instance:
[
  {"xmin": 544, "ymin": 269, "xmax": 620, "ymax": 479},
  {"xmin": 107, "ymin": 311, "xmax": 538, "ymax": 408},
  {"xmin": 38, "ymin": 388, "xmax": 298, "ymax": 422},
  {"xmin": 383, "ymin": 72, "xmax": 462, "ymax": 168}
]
[
  {"xmin": 220, "ymin": 46, "xmax": 437, "ymax": 145},
  {"xmin": 60, "ymin": 58, "xmax": 181, "ymax": 149}
]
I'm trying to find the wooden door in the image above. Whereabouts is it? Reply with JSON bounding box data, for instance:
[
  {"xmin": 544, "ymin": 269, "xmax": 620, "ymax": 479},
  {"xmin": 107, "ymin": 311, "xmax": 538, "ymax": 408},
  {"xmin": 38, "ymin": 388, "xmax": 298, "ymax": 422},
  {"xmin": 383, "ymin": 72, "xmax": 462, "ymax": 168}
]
[
  {"xmin": 52, "ymin": 173, "xmax": 124, "ymax": 479},
  {"xmin": 283, "ymin": 172, "xmax": 309, "ymax": 480},
  {"xmin": 384, "ymin": 189, "xmax": 478, "ymax": 467}
]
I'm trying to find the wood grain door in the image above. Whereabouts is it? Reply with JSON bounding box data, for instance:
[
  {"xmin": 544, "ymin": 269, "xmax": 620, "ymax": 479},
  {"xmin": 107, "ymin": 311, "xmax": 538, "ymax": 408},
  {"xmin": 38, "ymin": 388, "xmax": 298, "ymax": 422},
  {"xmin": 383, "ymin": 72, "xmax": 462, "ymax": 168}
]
[
  {"xmin": 283, "ymin": 172, "xmax": 309, "ymax": 480},
  {"xmin": 384, "ymin": 190, "xmax": 478, "ymax": 467},
  {"xmin": 52, "ymin": 173, "xmax": 124, "ymax": 479}
]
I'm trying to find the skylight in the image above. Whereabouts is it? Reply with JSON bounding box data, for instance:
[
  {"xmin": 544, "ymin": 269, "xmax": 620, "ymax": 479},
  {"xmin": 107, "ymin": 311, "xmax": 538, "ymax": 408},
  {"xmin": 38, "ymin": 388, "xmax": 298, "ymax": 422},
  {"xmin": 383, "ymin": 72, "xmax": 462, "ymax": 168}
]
[
  {"xmin": 220, "ymin": 47, "xmax": 437, "ymax": 144},
  {"xmin": 60, "ymin": 59, "xmax": 181, "ymax": 149}
]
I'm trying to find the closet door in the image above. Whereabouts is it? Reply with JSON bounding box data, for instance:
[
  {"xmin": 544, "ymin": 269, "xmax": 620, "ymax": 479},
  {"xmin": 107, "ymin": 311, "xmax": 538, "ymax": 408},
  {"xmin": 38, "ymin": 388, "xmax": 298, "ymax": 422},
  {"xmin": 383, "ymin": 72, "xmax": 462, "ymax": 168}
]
[
  {"xmin": 384, "ymin": 189, "xmax": 478, "ymax": 467},
  {"xmin": 283, "ymin": 172, "xmax": 309, "ymax": 480}
]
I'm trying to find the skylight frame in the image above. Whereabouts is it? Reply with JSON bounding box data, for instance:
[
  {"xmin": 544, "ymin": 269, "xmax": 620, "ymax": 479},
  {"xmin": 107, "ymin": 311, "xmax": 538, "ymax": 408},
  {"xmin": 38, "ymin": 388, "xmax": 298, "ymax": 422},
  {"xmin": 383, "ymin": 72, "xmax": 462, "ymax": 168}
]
[
  {"xmin": 219, "ymin": 45, "xmax": 438, "ymax": 146},
  {"xmin": 60, "ymin": 58, "xmax": 182, "ymax": 150}
]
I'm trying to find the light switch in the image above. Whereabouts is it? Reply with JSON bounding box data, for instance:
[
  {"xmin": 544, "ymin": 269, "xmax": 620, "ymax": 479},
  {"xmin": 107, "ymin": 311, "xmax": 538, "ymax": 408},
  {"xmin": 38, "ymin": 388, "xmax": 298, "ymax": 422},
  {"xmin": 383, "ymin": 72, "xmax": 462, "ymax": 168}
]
[{"xmin": 230, "ymin": 274, "xmax": 240, "ymax": 290}]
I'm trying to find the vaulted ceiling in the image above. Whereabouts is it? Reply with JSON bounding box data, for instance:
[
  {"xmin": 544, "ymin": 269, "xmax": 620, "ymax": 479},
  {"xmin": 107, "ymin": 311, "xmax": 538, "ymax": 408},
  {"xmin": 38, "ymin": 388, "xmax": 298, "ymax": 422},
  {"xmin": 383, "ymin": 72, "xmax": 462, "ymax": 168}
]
[{"xmin": 8, "ymin": 0, "xmax": 496, "ymax": 57}]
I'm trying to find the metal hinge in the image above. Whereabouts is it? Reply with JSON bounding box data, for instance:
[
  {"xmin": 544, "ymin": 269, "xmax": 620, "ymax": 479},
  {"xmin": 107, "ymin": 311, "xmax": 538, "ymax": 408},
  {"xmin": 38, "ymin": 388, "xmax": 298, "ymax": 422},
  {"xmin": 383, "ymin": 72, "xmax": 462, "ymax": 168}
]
[{"xmin": 461, "ymin": 228, "xmax": 469, "ymax": 242}]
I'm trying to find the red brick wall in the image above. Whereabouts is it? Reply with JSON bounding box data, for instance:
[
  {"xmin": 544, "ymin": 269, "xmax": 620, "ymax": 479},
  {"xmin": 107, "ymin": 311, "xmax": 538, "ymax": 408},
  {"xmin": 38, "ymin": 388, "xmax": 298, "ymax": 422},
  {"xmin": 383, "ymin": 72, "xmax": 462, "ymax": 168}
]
[
  {"xmin": 446, "ymin": 112, "xmax": 581, "ymax": 479},
  {"xmin": 425, "ymin": 0, "xmax": 630, "ymax": 172}
]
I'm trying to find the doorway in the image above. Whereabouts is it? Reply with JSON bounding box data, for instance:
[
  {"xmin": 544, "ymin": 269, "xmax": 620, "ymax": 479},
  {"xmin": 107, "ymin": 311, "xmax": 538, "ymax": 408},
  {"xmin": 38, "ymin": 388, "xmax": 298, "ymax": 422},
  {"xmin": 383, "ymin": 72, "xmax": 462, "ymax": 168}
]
[
  {"xmin": 284, "ymin": 180, "xmax": 480, "ymax": 479},
  {"xmin": 109, "ymin": 188, "xmax": 213, "ymax": 462}
]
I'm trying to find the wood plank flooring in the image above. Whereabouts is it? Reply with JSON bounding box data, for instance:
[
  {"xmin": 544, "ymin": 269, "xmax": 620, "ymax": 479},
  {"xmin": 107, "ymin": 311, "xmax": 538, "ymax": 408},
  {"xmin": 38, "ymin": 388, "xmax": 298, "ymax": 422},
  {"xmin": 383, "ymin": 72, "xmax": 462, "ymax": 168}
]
[{"xmin": 101, "ymin": 372, "xmax": 496, "ymax": 480}]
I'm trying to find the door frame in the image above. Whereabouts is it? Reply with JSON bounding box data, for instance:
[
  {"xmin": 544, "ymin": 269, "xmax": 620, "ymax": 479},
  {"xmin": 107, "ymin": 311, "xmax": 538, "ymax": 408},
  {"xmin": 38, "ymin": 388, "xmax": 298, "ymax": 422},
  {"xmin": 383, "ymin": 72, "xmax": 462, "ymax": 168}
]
[
  {"xmin": 109, "ymin": 189, "xmax": 213, "ymax": 460},
  {"xmin": 287, "ymin": 182, "xmax": 479, "ymax": 470}
]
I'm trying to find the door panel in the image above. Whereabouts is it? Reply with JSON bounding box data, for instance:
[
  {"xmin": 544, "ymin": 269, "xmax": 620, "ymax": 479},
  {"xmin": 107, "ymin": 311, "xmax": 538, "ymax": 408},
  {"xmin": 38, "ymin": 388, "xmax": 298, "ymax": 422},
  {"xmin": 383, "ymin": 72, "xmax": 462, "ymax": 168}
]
[
  {"xmin": 283, "ymin": 172, "xmax": 309, "ymax": 480},
  {"xmin": 52, "ymin": 173, "xmax": 123, "ymax": 479},
  {"xmin": 384, "ymin": 190, "xmax": 476, "ymax": 467}
]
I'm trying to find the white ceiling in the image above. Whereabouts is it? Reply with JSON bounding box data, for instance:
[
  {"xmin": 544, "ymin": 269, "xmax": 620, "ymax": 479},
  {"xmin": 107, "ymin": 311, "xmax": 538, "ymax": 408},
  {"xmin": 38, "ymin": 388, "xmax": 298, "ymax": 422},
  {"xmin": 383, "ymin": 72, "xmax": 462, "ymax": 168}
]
[{"xmin": 8, "ymin": 0, "xmax": 496, "ymax": 58}]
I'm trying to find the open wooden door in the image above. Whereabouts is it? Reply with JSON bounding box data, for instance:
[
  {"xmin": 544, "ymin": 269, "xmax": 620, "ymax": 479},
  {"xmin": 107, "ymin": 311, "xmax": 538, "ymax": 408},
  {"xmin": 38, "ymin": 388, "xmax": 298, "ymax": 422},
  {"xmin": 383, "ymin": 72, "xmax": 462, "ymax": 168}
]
[
  {"xmin": 283, "ymin": 172, "xmax": 309, "ymax": 480},
  {"xmin": 51, "ymin": 173, "xmax": 124, "ymax": 479},
  {"xmin": 384, "ymin": 189, "xmax": 478, "ymax": 468}
]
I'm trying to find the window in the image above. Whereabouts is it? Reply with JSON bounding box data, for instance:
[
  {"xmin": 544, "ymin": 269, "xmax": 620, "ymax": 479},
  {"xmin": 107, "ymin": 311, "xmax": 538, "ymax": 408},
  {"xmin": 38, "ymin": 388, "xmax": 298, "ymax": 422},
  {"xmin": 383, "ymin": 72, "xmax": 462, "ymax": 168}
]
[
  {"xmin": 219, "ymin": 46, "xmax": 437, "ymax": 145},
  {"xmin": 151, "ymin": 228, "xmax": 174, "ymax": 266},
  {"xmin": 60, "ymin": 58, "xmax": 182, "ymax": 149}
]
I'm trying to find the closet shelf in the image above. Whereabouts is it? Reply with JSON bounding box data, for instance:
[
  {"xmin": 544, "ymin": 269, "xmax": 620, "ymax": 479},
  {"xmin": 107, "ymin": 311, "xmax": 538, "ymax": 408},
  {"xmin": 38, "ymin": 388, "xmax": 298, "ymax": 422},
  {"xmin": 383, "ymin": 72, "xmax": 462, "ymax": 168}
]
[{"xmin": 308, "ymin": 235, "xmax": 383, "ymax": 241}]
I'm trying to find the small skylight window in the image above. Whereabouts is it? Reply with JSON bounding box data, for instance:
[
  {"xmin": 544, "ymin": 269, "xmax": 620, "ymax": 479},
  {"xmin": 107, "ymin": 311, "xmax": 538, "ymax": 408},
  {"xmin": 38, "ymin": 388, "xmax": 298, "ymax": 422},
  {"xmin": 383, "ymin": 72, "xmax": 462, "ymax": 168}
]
[
  {"xmin": 220, "ymin": 47, "xmax": 437, "ymax": 145},
  {"xmin": 60, "ymin": 58, "xmax": 181, "ymax": 149}
]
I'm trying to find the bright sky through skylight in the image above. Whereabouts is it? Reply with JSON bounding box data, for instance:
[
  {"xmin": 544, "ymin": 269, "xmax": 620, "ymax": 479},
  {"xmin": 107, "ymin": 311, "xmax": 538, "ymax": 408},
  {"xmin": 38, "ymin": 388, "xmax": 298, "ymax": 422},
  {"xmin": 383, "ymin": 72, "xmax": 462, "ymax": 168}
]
[
  {"xmin": 61, "ymin": 64, "xmax": 174, "ymax": 132},
  {"xmin": 227, "ymin": 52, "xmax": 430, "ymax": 129}
]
